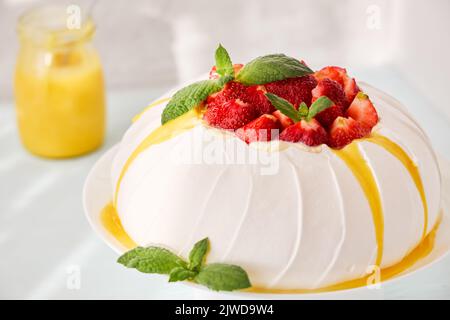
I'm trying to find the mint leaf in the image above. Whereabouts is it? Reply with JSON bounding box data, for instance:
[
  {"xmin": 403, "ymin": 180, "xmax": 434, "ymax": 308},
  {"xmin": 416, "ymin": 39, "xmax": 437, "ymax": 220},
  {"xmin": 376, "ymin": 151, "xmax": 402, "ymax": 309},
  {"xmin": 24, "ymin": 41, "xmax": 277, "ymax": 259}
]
[
  {"xmin": 195, "ymin": 263, "xmax": 251, "ymax": 291},
  {"xmin": 117, "ymin": 246, "xmax": 186, "ymax": 274},
  {"xmin": 169, "ymin": 267, "xmax": 197, "ymax": 282},
  {"xmin": 161, "ymin": 80, "xmax": 223, "ymax": 124},
  {"xmin": 265, "ymin": 93, "xmax": 301, "ymax": 122},
  {"xmin": 298, "ymin": 102, "xmax": 309, "ymax": 118},
  {"xmin": 236, "ymin": 54, "xmax": 313, "ymax": 85},
  {"xmin": 215, "ymin": 44, "xmax": 233, "ymax": 77},
  {"xmin": 307, "ymin": 96, "xmax": 333, "ymax": 121},
  {"xmin": 188, "ymin": 237, "xmax": 209, "ymax": 271}
]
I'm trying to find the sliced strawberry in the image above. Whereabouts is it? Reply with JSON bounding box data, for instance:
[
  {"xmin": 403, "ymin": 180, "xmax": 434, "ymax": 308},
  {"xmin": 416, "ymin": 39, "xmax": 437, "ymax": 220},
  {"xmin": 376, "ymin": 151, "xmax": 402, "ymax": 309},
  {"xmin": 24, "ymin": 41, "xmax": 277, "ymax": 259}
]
[
  {"xmin": 236, "ymin": 114, "xmax": 281, "ymax": 144},
  {"xmin": 209, "ymin": 64, "xmax": 244, "ymax": 79},
  {"xmin": 272, "ymin": 110, "xmax": 294, "ymax": 129},
  {"xmin": 312, "ymin": 78, "xmax": 347, "ymax": 107},
  {"xmin": 346, "ymin": 92, "xmax": 379, "ymax": 132},
  {"xmin": 343, "ymin": 78, "xmax": 359, "ymax": 104},
  {"xmin": 207, "ymin": 81, "xmax": 273, "ymax": 116},
  {"xmin": 311, "ymin": 78, "xmax": 347, "ymax": 128},
  {"xmin": 204, "ymin": 99, "xmax": 258, "ymax": 130},
  {"xmin": 314, "ymin": 103, "xmax": 344, "ymax": 129},
  {"xmin": 328, "ymin": 116, "xmax": 366, "ymax": 149},
  {"xmin": 279, "ymin": 119, "xmax": 327, "ymax": 146},
  {"xmin": 314, "ymin": 66, "xmax": 359, "ymax": 105},
  {"xmin": 265, "ymin": 75, "xmax": 317, "ymax": 106},
  {"xmin": 244, "ymin": 85, "xmax": 275, "ymax": 115}
]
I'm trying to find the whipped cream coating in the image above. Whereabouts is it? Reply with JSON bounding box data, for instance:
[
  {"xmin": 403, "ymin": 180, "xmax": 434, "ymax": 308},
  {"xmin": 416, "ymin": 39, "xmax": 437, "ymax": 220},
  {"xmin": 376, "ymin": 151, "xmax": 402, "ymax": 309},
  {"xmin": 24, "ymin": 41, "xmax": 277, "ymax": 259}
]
[{"xmin": 111, "ymin": 83, "xmax": 441, "ymax": 289}]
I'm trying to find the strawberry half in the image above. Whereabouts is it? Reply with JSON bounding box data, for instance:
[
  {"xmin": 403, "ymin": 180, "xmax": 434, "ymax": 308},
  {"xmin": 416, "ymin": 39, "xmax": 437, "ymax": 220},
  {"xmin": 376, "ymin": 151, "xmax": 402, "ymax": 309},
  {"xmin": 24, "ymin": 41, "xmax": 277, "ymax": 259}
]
[
  {"xmin": 209, "ymin": 64, "xmax": 244, "ymax": 79},
  {"xmin": 328, "ymin": 116, "xmax": 366, "ymax": 149},
  {"xmin": 311, "ymin": 78, "xmax": 346, "ymax": 128},
  {"xmin": 279, "ymin": 119, "xmax": 328, "ymax": 146},
  {"xmin": 272, "ymin": 110, "xmax": 294, "ymax": 129},
  {"xmin": 314, "ymin": 66, "xmax": 359, "ymax": 105},
  {"xmin": 265, "ymin": 75, "xmax": 317, "ymax": 107},
  {"xmin": 244, "ymin": 85, "xmax": 275, "ymax": 115},
  {"xmin": 236, "ymin": 114, "xmax": 281, "ymax": 144},
  {"xmin": 346, "ymin": 92, "xmax": 379, "ymax": 133},
  {"xmin": 204, "ymin": 99, "xmax": 258, "ymax": 130}
]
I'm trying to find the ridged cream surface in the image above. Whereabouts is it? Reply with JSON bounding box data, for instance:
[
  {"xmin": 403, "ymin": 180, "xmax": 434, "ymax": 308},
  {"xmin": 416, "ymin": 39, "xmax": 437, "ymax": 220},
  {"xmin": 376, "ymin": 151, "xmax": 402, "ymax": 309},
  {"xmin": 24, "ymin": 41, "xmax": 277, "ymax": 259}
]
[{"xmin": 110, "ymin": 84, "xmax": 441, "ymax": 289}]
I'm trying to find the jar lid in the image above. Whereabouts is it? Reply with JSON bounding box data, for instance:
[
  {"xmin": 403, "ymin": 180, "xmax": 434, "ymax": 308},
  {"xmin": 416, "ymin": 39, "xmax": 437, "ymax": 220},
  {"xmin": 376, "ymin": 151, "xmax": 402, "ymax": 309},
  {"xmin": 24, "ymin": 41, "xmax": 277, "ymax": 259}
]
[{"xmin": 18, "ymin": 5, "xmax": 95, "ymax": 48}]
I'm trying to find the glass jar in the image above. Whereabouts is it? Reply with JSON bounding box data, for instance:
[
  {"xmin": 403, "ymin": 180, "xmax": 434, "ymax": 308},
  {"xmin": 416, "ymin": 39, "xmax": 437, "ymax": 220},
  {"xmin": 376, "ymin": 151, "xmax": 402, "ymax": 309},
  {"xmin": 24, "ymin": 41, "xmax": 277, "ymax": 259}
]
[{"xmin": 14, "ymin": 6, "xmax": 105, "ymax": 158}]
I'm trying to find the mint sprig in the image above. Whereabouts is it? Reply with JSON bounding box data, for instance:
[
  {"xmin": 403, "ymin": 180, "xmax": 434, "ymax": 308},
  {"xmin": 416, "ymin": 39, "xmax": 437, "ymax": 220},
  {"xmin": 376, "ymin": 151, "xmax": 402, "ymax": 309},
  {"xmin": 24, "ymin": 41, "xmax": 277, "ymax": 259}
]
[
  {"xmin": 215, "ymin": 44, "xmax": 234, "ymax": 77},
  {"xmin": 118, "ymin": 238, "xmax": 252, "ymax": 292},
  {"xmin": 117, "ymin": 246, "xmax": 186, "ymax": 274},
  {"xmin": 236, "ymin": 54, "xmax": 313, "ymax": 85},
  {"xmin": 161, "ymin": 44, "xmax": 235, "ymax": 124},
  {"xmin": 265, "ymin": 93, "xmax": 333, "ymax": 122}
]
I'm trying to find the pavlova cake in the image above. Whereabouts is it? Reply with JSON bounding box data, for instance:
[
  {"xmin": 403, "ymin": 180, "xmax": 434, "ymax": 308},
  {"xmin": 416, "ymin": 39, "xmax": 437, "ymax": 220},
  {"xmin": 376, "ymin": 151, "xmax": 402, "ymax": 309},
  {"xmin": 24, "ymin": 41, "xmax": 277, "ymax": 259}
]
[{"xmin": 104, "ymin": 45, "xmax": 441, "ymax": 292}]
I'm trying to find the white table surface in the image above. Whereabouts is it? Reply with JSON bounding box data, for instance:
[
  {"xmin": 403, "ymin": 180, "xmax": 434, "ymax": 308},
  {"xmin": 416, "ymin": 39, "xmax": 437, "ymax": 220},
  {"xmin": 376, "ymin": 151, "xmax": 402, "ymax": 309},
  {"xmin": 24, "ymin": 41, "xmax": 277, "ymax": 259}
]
[{"xmin": 1, "ymin": 67, "xmax": 450, "ymax": 299}]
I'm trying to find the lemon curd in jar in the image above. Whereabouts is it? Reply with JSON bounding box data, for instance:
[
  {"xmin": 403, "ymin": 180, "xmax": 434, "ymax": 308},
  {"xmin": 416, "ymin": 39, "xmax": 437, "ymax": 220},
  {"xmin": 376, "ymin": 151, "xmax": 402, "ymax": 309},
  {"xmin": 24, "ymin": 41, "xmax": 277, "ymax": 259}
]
[{"xmin": 14, "ymin": 7, "xmax": 105, "ymax": 158}]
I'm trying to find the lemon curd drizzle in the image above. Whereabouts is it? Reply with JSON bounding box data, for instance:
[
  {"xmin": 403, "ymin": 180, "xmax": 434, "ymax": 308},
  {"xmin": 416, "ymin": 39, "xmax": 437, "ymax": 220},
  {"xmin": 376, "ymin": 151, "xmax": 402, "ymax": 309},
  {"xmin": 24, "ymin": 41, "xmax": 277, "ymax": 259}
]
[
  {"xmin": 101, "ymin": 202, "xmax": 136, "ymax": 249},
  {"xmin": 333, "ymin": 141, "xmax": 385, "ymax": 267},
  {"xmin": 366, "ymin": 133, "xmax": 429, "ymax": 239},
  {"xmin": 113, "ymin": 107, "xmax": 204, "ymax": 207},
  {"xmin": 132, "ymin": 97, "xmax": 171, "ymax": 123}
]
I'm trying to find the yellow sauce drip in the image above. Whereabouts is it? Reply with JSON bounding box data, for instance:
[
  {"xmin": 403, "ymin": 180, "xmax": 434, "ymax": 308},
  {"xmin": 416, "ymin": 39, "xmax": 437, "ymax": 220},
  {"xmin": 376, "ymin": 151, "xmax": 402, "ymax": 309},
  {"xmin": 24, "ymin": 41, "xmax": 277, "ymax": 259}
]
[
  {"xmin": 132, "ymin": 97, "xmax": 172, "ymax": 123},
  {"xmin": 247, "ymin": 215, "xmax": 440, "ymax": 294},
  {"xmin": 101, "ymin": 202, "xmax": 136, "ymax": 249},
  {"xmin": 333, "ymin": 141, "xmax": 384, "ymax": 267},
  {"xmin": 366, "ymin": 133, "xmax": 428, "ymax": 239},
  {"xmin": 114, "ymin": 107, "xmax": 203, "ymax": 206}
]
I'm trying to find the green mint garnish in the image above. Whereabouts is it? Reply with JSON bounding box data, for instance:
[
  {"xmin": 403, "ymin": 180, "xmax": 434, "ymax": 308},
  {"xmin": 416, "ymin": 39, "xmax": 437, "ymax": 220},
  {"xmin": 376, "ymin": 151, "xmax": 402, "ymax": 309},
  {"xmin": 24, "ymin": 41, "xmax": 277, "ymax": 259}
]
[
  {"xmin": 117, "ymin": 246, "xmax": 186, "ymax": 274},
  {"xmin": 215, "ymin": 44, "xmax": 234, "ymax": 77},
  {"xmin": 117, "ymin": 237, "xmax": 252, "ymax": 292},
  {"xmin": 265, "ymin": 93, "xmax": 302, "ymax": 122},
  {"xmin": 161, "ymin": 80, "xmax": 223, "ymax": 124},
  {"xmin": 265, "ymin": 93, "xmax": 333, "ymax": 123},
  {"xmin": 236, "ymin": 54, "xmax": 313, "ymax": 85},
  {"xmin": 161, "ymin": 44, "xmax": 235, "ymax": 124},
  {"xmin": 298, "ymin": 102, "xmax": 309, "ymax": 118},
  {"xmin": 195, "ymin": 264, "xmax": 251, "ymax": 292},
  {"xmin": 188, "ymin": 237, "xmax": 209, "ymax": 271},
  {"xmin": 306, "ymin": 96, "xmax": 334, "ymax": 121},
  {"xmin": 169, "ymin": 267, "xmax": 197, "ymax": 282}
]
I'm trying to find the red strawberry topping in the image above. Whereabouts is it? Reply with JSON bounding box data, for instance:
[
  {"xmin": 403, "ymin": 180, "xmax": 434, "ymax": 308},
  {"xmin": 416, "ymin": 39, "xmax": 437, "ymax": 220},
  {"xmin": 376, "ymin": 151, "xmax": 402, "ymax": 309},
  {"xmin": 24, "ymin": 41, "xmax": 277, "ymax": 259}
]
[
  {"xmin": 244, "ymin": 85, "xmax": 275, "ymax": 115},
  {"xmin": 204, "ymin": 99, "xmax": 258, "ymax": 130},
  {"xmin": 314, "ymin": 66, "xmax": 359, "ymax": 104},
  {"xmin": 279, "ymin": 119, "xmax": 328, "ymax": 146},
  {"xmin": 311, "ymin": 78, "xmax": 347, "ymax": 128},
  {"xmin": 265, "ymin": 75, "xmax": 317, "ymax": 106},
  {"xmin": 328, "ymin": 116, "xmax": 366, "ymax": 149},
  {"xmin": 236, "ymin": 114, "xmax": 281, "ymax": 144},
  {"xmin": 272, "ymin": 110, "xmax": 294, "ymax": 129},
  {"xmin": 346, "ymin": 92, "xmax": 379, "ymax": 133}
]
